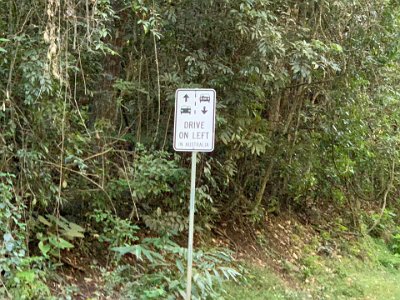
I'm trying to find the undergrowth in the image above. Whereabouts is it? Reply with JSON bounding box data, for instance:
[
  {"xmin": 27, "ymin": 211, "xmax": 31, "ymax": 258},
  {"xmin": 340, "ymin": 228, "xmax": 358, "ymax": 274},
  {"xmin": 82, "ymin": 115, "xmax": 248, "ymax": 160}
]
[
  {"xmin": 0, "ymin": 172, "xmax": 50, "ymax": 299},
  {"xmin": 90, "ymin": 210, "xmax": 241, "ymax": 299},
  {"xmin": 225, "ymin": 235, "xmax": 400, "ymax": 300}
]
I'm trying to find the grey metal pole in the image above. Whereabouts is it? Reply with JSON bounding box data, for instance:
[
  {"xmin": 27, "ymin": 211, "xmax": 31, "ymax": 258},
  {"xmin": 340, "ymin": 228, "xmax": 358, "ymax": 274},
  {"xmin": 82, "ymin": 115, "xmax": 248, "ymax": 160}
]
[{"xmin": 186, "ymin": 151, "xmax": 197, "ymax": 300}]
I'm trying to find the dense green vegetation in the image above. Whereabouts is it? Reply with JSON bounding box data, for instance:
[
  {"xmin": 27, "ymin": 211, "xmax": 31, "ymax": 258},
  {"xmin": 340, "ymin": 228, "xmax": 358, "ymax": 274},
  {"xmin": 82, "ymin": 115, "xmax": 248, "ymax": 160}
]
[{"xmin": 1, "ymin": 0, "xmax": 400, "ymax": 298}]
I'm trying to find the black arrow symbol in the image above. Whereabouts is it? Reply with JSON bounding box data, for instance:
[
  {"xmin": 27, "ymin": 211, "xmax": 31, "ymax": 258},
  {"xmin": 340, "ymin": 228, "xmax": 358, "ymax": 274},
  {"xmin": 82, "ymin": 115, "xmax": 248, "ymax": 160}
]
[
  {"xmin": 201, "ymin": 106, "xmax": 208, "ymax": 114},
  {"xmin": 183, "ymin": 94, "xmax": 189, "ymax": 102}
]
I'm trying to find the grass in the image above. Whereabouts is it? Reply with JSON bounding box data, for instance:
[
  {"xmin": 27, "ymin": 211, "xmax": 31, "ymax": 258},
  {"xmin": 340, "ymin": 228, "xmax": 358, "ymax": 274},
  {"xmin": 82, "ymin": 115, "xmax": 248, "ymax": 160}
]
[
  {"xmin": 223, "ymin": 264, "xmax": 311, "ymax": 300},
  {"xmin": 223, "ymin": 237, "xmax": 400, "ymax": 300}
]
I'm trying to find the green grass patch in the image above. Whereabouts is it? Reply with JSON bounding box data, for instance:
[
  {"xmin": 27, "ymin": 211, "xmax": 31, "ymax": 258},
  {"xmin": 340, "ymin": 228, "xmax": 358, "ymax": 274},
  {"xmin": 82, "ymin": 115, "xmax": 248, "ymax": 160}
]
[
  {"xmin": 224, "ymin": 237, "xmax": 400, "ymax": 299},
  {"xmin": 223, "ymin": 264, "xmax": 311, "ymax": 299}
]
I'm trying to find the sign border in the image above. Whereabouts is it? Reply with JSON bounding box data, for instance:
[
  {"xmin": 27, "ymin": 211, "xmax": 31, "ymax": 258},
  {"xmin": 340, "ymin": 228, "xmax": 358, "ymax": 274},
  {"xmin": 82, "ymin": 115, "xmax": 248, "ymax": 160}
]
[{"xmin": 173, "ymin": 88, "xmax": 216, "ymax": 152}]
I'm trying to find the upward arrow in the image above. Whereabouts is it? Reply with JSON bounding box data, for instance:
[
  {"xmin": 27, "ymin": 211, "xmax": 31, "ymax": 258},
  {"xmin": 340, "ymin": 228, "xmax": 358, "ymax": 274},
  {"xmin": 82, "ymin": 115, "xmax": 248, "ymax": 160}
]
[{"xmin": 183, "ymin": 94, "xmax": 189, "ymax": 102}]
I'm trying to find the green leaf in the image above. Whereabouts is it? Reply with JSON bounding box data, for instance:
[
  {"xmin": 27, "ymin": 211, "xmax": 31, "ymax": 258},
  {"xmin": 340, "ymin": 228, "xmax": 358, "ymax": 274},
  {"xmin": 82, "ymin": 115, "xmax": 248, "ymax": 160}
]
[
  {"xmin": 205, "ymin": 270, "xmax": 213, "ymax": 288},
  {"xmin": 69, "ymin": 222, "xmax": 85, "ymax": 232},
  {"xmin": 62, "ymin": 229, "xmax": 84, "ymax": 239},
  {"xmin": 38, "ymin": 215, "xmax": 52, "ymax": 226},
  {"xmin": 143, "ymin": 247, "xmax": 163, "ymax": 262},
  {"xmin": 38, "ymin": 240, "xmax": 50, "ymax": 256},
  {"xmin": 63, "ymin": 221, "xmax": 85, "ymax": 238},
  {"xmin": 46, "ymin": 214, "xmax": 69, "ymax": 230},
  {"xmin": 49, "ymin": 236, "xmax": 74, "ymax": 249},
  {"xmin": 111, "ymin": 245, "xmax": 139, "ymax": 257},
  {"xmin": 176, "ymin": 259, "xmax": 184, "ymax": 273},
  {"xmin": 330, "ymin": 43, "xmax": 343, "ymax": 53},
  {"xmin": 16, "ymin": 271, "xmax": 35, "ymax": 283}
]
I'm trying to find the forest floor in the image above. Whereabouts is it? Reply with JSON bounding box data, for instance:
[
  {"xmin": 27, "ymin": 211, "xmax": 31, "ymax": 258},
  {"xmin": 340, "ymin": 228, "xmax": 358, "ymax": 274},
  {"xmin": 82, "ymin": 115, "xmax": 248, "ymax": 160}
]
[
  {"xmin": 47, "ymin": 212, "xmax": 400, "ymax": 299},
  {"xmin": 221, "ymin": 213, "xmax": 400, "ymax": 299}
]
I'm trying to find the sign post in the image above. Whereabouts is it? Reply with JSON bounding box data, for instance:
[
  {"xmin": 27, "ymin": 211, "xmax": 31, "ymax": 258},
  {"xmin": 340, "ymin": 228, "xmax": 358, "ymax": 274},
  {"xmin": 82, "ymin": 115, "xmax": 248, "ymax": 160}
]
[
  {"xmin": 186, "ymin": 150, "xmax": 197, "ymax": 299},
  {"xmin": 173, "ymin": 88, "xmax": 216, "ymax": 300}
]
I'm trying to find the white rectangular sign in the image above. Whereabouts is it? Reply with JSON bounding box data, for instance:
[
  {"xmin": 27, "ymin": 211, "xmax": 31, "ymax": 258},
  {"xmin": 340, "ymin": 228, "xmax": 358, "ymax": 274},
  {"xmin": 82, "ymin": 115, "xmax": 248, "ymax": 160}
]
[{"xmin": 173, "ymin": 88, "xmax": 216, "ymax": 152}]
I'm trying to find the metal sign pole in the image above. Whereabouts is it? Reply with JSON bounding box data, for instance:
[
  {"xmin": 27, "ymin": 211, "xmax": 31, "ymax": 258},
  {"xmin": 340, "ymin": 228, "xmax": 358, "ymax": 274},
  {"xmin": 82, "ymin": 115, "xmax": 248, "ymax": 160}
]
[
  {"xmin": 186, "ymin": 151, "xmax": 197, "ymax": 300},
  {"xmin": 173, "ymin": 88, "xmax": 215, "ymax": 299}
]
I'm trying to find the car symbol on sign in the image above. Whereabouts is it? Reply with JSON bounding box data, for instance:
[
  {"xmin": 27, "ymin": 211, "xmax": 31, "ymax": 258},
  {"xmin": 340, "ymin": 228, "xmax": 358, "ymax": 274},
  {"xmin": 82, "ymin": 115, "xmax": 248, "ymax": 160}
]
[
  {"xmin": 199, "ymin": 95, "xmax": 211, "ymax": 103},
  {"xmin": 180, "ymin": 106, "xmax": 191, "ymax": 114}
]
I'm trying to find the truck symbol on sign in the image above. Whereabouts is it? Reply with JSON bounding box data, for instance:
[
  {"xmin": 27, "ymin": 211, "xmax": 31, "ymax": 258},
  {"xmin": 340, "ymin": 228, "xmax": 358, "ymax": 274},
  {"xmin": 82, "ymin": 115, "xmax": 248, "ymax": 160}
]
[
  {"xmin": 199, "ymin": 95, "xmax": 211, "ymax": 103},
  {"xmin": 180, "ymin": 106, "xmax": 191, "ymax": 114}
]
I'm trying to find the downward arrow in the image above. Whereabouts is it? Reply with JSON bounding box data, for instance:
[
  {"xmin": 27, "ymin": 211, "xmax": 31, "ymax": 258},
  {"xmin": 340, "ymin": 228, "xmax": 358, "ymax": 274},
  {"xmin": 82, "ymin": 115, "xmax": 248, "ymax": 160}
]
[
  {"xmin": 183, "ymin": 94, "xmax": 189, "ymax": 102},
  {"xmin": 201, "ymin": 106, "xmax": 208, "ymax": 114}
]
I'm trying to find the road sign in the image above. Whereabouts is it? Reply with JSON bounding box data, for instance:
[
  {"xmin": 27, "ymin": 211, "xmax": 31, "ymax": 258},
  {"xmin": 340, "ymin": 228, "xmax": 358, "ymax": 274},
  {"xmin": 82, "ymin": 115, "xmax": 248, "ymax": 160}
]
[
  {"xmin": 173, "ymin": 88, "xmax": 216, "ymax": 299},
  {"xmin": 173, "ymin": 88, "xmax": 216, "ymax": 152}
]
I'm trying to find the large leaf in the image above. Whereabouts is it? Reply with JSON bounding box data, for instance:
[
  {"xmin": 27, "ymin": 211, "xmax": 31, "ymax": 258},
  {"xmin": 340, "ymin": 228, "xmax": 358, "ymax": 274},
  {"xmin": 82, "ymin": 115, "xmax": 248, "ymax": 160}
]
[
  {"xmin": 62, "ymin": 228, "xmax": 84, "ymax": 239},
  {"xmin": 38, "ymin": 215, "xmax": 52, "ymax": 227},
  {"xmin": 49, "ymin": 236, "xmax": 74, "ymax": 249},
  {"xmin": 46, "ymin": 214, "xmax": 69, "ymax": 231},
  {"xmin": 62, "ymin": 222, "xmax": 85, "ymax": 239},
  {"xmin": 69, "ymin": 222, "xmax": 84, "ymax": 232},
  {"xmin": 111, "ymin": 245, "xmax": 138, "ymax": 256},
  {"xmin": 38, "ymin": 240, "xmax": 50, "ymax": 256}
]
